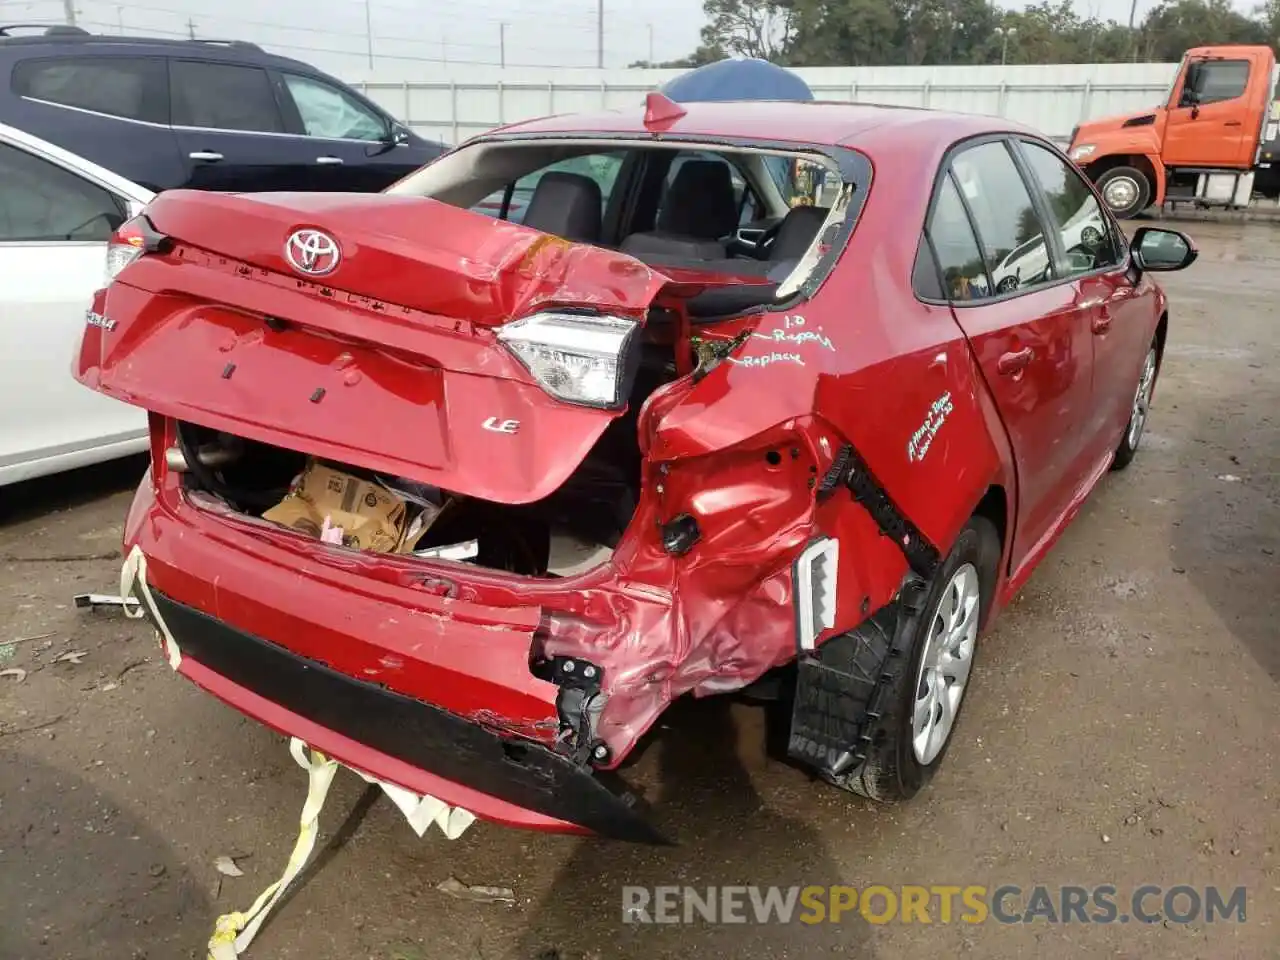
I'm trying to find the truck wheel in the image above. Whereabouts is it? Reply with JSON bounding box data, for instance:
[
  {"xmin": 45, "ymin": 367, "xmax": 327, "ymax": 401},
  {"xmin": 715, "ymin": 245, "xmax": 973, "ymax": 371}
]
[
  {"xmin": 840, "ymin": 516, "xmax": 1000, "ymax": 802},
  {"xmin": 1111, "ymin": 344, "xmax": 1158, "ymax": 471},
  {"xmin": 1095, "ymin": 166, "xmax": 1151, "ymax": 219}
]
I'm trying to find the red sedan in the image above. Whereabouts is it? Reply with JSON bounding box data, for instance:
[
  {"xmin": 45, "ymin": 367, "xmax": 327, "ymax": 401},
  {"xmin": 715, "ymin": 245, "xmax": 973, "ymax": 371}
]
[{"xmin": 75, "ymin": 95, "xmax": 1196, "ymax": 842}]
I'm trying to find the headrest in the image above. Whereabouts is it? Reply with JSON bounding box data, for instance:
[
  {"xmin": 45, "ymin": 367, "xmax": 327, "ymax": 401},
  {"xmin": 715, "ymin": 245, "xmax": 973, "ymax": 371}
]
[
  {"xmin": 520, "ymin": 171, "xmax": 603, "ymax": 243},
  {"xmin": 657, "ymin": 160, "xmax": 739, "ymax": 239}
]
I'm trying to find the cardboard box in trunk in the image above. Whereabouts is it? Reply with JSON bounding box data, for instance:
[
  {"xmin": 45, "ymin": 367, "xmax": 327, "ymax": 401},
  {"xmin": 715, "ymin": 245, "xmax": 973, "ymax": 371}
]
[{"xmin": 262, "ymin": 461, "xmax": 433, "ymax": 554}]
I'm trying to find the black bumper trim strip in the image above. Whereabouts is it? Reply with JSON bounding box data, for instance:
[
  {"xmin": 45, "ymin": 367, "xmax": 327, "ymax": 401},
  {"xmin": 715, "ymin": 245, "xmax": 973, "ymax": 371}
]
[{"xmin": 150, "ymin": 590, "xmax": 666, "ymax": 844}]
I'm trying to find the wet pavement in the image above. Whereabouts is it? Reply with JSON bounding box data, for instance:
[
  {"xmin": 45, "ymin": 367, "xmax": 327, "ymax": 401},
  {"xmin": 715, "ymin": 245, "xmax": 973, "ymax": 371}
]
[{"xmin": 1, "ymin": 221, "xmax": 1277, "ymax": 960}]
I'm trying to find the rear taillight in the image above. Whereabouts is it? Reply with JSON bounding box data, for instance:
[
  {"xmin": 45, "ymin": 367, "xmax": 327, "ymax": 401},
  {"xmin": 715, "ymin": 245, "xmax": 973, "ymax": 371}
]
[{"xmin": 105, "ymin": 215, "xmax": 169, "ymax": 285}]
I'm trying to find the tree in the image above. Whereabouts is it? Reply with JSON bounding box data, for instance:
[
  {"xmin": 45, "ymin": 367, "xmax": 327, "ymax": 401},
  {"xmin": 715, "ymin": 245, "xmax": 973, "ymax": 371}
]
[
  {"xmin": 1139, "ymin": 0, "xmax": 1269, "ymax": 60},
  {"xmin": 700, "ymin": 0, "xmax": 799, "ymax": 60},
  {"xmin": 668, "ymin": 0, "xmax": 1280, "ymax": 68}
]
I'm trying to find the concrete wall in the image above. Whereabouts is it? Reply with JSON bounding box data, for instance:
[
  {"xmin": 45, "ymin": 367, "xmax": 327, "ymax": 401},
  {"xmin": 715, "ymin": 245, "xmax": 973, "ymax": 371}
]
[{"xmin": 345, "ymin": 62, "xmax": 1180, "ymax": 145}]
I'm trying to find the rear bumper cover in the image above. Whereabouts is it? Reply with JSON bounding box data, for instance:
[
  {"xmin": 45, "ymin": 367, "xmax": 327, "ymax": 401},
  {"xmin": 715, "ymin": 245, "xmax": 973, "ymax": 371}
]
[{"xmin": 146, "ymin": 587, "xmax": 665, "ymax": 843}]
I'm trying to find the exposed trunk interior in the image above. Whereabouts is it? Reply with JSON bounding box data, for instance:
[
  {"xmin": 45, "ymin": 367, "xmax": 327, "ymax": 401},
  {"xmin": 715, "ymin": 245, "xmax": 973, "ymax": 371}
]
[{"xmin": 174, "ymin": 340, "xmax": 681, "ymax": 578}]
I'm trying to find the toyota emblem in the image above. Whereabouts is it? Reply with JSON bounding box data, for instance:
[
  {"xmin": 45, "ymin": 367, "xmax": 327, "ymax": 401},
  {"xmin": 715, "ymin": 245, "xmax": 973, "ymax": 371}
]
[{"xmin": 284, "ymin": 229, "xmax": 340, "ymax": 276}]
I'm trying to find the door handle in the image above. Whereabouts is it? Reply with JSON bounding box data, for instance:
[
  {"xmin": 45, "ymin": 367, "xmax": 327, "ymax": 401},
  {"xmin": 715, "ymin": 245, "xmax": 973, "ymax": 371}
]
[
  {"xmin": 315, "ymin": 156, "xmax": 344, "ymax": 165},
  {"xmin": 189, "ymin": 151, "xmax": 224, "ymax": 162},
  {"xmin": 1224, "ymin": 120, "xmax": 1243, "ymax": 127},
  {"xmin": 1092, "ymin": 307, "xmax": 1113, "ymax": 335},
  {"xmin": 997, "ymin": 347, "xmax": 1034, "ymax": 376}
]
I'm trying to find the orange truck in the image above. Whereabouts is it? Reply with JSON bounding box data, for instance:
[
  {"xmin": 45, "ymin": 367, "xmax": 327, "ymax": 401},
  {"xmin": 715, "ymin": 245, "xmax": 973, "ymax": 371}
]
[{"xmin": 1067, "ymin": 44, "xmax": 1280, "ymax": 218}]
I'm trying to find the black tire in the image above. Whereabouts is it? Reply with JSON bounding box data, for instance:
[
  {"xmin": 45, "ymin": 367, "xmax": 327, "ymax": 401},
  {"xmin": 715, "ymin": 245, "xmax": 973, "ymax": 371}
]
[
  {"xmin": 1112, "ymin": 343, "xmax": 1158, "ymax": 471},
  {"xmin": 1094, "ymin": 165, "xmax": 1151, "ymax": 220},
  {"xmin": 838, "ymin": 516, "xmax": 1001, "ymax": 802}
]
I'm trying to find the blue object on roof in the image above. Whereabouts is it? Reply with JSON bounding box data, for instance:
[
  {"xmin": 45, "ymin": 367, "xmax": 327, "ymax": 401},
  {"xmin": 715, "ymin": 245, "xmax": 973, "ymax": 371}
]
[{"xmin": 660, "ymin": 57, "xmax": 814, "ymax": 103}]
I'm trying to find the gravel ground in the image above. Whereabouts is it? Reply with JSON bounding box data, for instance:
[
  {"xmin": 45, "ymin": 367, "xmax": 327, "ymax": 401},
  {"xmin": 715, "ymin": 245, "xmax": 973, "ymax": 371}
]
[{"xmin": 1, "ymin": 221, "xmax": 1277, "ymax": 960}]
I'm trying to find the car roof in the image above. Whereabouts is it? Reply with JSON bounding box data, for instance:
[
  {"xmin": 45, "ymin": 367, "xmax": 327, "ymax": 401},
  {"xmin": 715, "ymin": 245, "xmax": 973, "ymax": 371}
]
[
  {"xmin": 0, "ymin": 118, "xmax": 153, "ymax": 201},
  {"xmin": 486, "ymin": 99, "xmax": 1042, "ymax": 151},
  {"xmin": 0, "ymin": 28, "xmax": 319, "ymax": 74}
]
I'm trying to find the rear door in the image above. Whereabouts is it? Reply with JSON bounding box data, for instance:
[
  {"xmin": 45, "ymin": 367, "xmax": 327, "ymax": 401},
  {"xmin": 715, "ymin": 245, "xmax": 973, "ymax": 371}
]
[
  {"xmin": 930, "ymin": 139, "xmax": 1097, "ymax": 570},
  {"xmin": 1015, "ymin": 139, "xmax": 1151, "ymax": 466},
  {"xmin": 274, "ymin": 71, "xmax": 421, "ymax": 192},
  {"xmin": 1163, "ymin": 58, "xmax": 1252, "ymax": 168},
  {"xmin": 0, "ymin": 139, "xmax": 146, "ymax": 480},
  {"xmin": 168, "ymin": 59, "xmax": 315, "ymax": 191},
  {"xmin": 8, "ymin": 55, "xmax": 184, "ymax": 190}
]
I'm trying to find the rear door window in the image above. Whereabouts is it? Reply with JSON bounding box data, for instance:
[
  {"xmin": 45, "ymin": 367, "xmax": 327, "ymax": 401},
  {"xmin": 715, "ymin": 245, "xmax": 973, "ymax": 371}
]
[
  {"xmin": 281, "ymin": 73, "xmax": 387, "ymax": 141},
  {"xmin": 0, "ymin": 142, "xmax": 127, "ymax": 242},
  {"xmin": 950, "ymin": 141, "xmax": 1055, "ymax": 296},
  {"xmin": 170, "ymin": 61, "xmax": 284, "ymax": 133},
  {"xmin": 12, "ymin": 57, "xmax": 166, "ymax": 123}
]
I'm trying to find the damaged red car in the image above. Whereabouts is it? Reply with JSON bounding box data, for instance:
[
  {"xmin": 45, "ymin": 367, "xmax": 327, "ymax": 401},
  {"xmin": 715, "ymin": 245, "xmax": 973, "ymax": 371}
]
[{"xmin": 75, "ymin": 96, "xmax": 1197, "ymax": 842}]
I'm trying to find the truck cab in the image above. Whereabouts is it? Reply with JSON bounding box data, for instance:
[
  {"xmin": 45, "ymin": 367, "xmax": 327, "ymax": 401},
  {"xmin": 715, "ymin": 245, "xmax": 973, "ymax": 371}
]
[{"xmin": 1068, "ymin": 45, "xmax": 1278, "ymax": 218}]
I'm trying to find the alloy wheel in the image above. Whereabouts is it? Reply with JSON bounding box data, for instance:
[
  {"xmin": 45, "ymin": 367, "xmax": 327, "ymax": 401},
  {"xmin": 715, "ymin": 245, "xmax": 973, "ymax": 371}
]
[{"xmin": 911, "ymin": 562, "xmax": 980, "ymax": 765}]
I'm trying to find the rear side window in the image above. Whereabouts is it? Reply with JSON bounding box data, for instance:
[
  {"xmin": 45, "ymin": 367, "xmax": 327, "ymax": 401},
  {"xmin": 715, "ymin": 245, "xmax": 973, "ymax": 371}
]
[
  {"xmin": 171, "ymin": 61, "xmax": 283, "ymax": 133},
  {"xmin": 0, "ymin": 142, "xmax": 126, "ymax": 242},
  {"xmin": 950, "ymin": 141, "xmax": 1054, "ymax": 295},
  {"xmin": 917, "ymin": 173, "xmax": 992, "ymax": 302},
  {"xmin": 12, "ymin": 57, "xmax": 165, "ymax": 123},
  {"xmin": 282, "ymin": 74, "xmax": 386, "ymax": 141}
]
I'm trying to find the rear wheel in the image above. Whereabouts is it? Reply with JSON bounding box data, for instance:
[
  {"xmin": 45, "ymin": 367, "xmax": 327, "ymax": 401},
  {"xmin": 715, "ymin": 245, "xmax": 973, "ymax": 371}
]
[
  {"xmin": 1095, "ymin": 166, "xmax": 1151, "ymax": 220},
  {"xmin": 840, "ymin": 516, "xmax": 1000, "ymax": 801},
  {"xmin": 1112, "ymin": 344, "xmax": 1158, "ymax": 471}
]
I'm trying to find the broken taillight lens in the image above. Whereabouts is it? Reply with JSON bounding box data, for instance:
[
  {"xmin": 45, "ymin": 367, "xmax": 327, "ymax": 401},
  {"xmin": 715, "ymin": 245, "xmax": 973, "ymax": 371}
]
[
  {"xmin": 105, "ymin": 215, "xmax": 169, "ymax": 285},
  {"xmin": 496, "ymin": 311, "xmax": 638, "ymax": 409}
]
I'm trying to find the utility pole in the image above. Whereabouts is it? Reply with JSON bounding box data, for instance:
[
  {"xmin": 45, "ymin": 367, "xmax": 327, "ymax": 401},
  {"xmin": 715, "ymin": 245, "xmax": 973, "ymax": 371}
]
[
  {"xmin": 116, "ymin": 4, "xmax": 124, "ymax": 31},
  {"xmin": 62, "ymin": 0, "xmax": 76, "ymax": 26},
  {"xmin": 647, "ymin": 23, "xmax": 654, "ymax": 63},
  {"xmin": 186, "ymin": 16, "xmax": 196, "ymax": 39},
  {"xmin": 364, "ymin": 0, "xmax": 374, "ymax": 69},
  {"xmin": 994, "ymin": 26, "xmax": 1015, "ymax": 65},
  {"xmin": 596, "ymin": 0, "xmax": 603, "ymax": 69},
  {"xmin": 1128, "ymin": 0, "xmax": 1139, "ymax": 62},
  {"xmin": 500, "ymin": 22, "xmax": 507, "ymax": 68}
]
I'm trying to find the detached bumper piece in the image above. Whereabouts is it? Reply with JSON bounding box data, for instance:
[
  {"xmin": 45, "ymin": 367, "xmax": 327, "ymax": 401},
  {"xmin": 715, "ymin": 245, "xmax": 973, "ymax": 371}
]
[
  {"xmin": 147, "ymin": 591, "xmax": 667, "ymax": 844},
  {"xmin": 787, "ymin": 577, "xmax": 927, "ymax": 781}
]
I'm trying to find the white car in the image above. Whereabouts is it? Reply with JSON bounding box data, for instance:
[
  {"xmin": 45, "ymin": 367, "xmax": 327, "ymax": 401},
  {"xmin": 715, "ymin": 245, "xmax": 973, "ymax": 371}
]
[
  {"xmin": 0, "ymin": 121, "xmax": 153, "ymax": 486},
  {"xmin": 988, "ymin": 199, "xmax": 1109, "ymax": 293}
]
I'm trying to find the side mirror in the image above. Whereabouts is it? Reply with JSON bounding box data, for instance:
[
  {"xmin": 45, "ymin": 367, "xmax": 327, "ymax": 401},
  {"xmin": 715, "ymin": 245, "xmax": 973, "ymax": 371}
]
[
  {"xmin": 365, "ymin": 125, "xmax": 410, "ymax": 157},
  {"xmin": 1131, "ymin": 226, "xmax": 1198, "ymax": 272}
]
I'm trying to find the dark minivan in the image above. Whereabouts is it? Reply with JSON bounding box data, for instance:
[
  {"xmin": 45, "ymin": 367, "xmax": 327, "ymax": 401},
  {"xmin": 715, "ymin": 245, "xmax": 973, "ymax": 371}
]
[{"xmin": 0, "ymin": 25, "xmax": 446, "ymax": 193}]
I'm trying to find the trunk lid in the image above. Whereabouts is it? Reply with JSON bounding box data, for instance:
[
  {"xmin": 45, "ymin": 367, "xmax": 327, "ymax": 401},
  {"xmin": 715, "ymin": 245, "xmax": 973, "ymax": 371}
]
[
  {"xmin": 140, "ymin": 190, "xmax": 665, "ymax": 324},
  {"xmin": 76, "ymin": 191, "xmax": 674, "ymax": 504}
]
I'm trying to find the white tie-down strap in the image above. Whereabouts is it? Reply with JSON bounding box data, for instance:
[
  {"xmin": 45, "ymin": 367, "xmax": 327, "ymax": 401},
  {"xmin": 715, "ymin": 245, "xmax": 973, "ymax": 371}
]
[
  {"xmin": 208, "ymin": 739, "xmax": 340, "ymax": 960},
  {"xmin": 120, "ymin": 544, "xmax": 181, "ymax": 669},
  {"xmin": 118, "ymin": 547, "xmax": 479, "ymax": 957},
  {"xmin": 208, "ymin": 738, "xmax": 477, "ymax": 959}
]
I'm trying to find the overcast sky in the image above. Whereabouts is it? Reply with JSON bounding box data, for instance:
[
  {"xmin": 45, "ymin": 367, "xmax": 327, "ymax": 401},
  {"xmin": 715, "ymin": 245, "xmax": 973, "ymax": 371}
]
[{"xmin": 0, "ymin": 0, "xmax": 1256, "ymax": 76}]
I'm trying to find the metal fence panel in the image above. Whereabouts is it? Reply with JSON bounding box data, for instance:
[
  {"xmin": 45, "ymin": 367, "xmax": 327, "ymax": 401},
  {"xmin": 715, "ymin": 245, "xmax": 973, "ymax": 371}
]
[{"xmin": 351, "ymin": 62, "xmax": 1179, "ymax": 145}]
